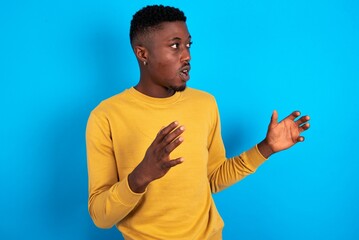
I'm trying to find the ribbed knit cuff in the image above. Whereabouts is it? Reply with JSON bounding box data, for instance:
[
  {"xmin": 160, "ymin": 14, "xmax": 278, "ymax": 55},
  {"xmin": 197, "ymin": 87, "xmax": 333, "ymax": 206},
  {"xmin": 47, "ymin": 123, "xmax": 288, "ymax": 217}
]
[
  {"xmin": 244, "ymin": 145, "xmax": 268, "ymax": 170},
  {"xmin": 111, "ymin": 176, "xmax": 146, "ymax": 207}
]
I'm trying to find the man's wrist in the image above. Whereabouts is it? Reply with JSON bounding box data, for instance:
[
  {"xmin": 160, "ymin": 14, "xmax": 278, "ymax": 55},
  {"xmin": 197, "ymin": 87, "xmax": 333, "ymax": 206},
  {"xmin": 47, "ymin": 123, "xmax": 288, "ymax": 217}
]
[
  {"xmin": 128, "ymin": 168, "xmax": 150, "ymax": 194},
  {"xmin": 257, "ymin": 139, "xmax": 275, "ymax": 159}
]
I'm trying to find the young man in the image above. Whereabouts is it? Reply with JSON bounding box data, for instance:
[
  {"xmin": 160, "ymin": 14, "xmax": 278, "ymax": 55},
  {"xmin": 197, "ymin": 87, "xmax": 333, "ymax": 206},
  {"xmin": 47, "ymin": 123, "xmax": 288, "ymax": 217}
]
[{"xmin": 86, "ymin": 5, "xmax": 310, "ymax": 240}]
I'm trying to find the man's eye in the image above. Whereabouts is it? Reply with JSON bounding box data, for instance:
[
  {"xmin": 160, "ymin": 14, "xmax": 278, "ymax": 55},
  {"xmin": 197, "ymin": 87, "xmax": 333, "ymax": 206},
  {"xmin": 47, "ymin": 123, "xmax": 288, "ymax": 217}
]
[
  {"xmin": 186, "ymin": 41, "xmax": 193, "ymax": 48},
  {"xmin": 171, "ymin": 43, "xmax": 180, "ymax": 49}
]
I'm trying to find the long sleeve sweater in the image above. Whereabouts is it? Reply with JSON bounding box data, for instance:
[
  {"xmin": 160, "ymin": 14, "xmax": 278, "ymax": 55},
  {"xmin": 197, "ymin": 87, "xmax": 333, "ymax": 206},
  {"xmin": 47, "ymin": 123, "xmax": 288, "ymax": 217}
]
[{"xmin": 86, "ymin": 87, "xmax": 267, "ymax": 239}]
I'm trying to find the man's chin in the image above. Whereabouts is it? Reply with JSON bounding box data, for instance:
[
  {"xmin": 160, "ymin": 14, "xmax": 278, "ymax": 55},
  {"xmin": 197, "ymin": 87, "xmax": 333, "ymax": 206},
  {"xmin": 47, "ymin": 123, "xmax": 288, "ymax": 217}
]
[{"xmin": 170, "ymin": 84, "xmax": 187, "ymax": 92}]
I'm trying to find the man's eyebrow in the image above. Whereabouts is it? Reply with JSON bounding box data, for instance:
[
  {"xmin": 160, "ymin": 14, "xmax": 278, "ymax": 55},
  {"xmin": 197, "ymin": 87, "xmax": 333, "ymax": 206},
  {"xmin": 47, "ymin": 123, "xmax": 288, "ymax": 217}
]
[{"xmin": 169, "ymin": 35, "xmax": 192, "ymax": 41}]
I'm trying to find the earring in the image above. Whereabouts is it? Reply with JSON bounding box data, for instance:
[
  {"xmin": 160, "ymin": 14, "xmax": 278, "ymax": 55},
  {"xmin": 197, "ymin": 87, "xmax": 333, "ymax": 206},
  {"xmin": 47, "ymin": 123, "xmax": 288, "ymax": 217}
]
[{"xmin": 143, "ymin": 61, "xmax": 147, "ymax": 66}]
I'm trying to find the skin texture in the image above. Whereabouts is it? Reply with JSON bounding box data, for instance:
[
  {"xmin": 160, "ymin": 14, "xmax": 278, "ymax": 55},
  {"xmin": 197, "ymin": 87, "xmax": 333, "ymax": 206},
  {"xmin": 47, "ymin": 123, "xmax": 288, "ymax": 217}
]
[
  {"xmin": 258, "ymin": 110, "xmax": 310, "ymax": 158},
  {"xmin": 133, "ymin": 21, "xmax": 191, "ymax": 98},
  {"xmin": 128, "ymin": 21, "xmax": 310, "ymax": 193}
]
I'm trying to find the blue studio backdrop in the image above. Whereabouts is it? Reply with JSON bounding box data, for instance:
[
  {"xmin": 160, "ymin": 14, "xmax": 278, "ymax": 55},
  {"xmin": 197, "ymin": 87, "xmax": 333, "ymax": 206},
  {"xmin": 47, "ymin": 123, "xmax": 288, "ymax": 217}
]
[{"xmin": 1, "ymin": 1, "xmax": 358, "ymax": 239}]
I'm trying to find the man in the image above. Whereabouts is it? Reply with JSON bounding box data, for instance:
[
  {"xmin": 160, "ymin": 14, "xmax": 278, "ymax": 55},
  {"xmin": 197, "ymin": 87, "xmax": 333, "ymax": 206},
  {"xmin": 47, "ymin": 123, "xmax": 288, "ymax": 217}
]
[{"xmin": 86, "ymin": 5, "xmax": 310, "ymax": 240}]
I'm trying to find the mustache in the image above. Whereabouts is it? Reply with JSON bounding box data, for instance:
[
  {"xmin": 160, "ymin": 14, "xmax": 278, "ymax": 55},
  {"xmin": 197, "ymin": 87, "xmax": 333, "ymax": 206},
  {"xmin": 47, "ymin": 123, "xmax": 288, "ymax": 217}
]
[{"xmin": 179, "ymin": 62, "xmax": 191, "ymax": 71}]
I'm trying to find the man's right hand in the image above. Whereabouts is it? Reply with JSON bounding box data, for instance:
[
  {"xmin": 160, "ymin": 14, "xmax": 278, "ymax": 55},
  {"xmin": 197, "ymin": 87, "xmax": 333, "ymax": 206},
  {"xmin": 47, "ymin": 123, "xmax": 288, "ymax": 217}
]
[{"xmin": 128, "ymin": 121, "xmax": 185, "ymax": 193}]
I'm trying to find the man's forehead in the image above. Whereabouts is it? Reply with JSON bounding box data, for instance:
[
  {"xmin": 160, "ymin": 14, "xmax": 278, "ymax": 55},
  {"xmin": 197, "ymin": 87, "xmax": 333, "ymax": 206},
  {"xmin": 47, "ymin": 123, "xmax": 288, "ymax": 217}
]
[{"xmin": 152, "ymin": 21, "xmax": 190, "ymax": 39}]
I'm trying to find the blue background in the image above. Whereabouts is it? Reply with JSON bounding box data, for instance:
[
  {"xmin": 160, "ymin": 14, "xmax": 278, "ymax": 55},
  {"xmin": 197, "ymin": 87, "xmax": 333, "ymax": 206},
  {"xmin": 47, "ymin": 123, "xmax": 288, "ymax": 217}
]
[{"xmin": 1, "ymin": 0, "xmax": 358, "ymax": 239}]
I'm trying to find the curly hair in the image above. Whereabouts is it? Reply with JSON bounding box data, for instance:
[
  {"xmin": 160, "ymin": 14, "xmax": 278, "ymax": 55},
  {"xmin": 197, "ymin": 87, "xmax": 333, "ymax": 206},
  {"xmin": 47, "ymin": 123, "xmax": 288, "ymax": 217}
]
[{"xmin": 130, "ymin": 5, "xmax": 186, "ymax": 45}]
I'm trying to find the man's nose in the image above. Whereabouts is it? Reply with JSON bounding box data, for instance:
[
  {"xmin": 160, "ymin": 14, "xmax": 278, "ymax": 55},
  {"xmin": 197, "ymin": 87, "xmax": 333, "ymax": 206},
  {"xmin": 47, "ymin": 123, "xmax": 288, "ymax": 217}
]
[{"xmin": 181, "ymin": 47, "xmax": 191, "ymax": 63}]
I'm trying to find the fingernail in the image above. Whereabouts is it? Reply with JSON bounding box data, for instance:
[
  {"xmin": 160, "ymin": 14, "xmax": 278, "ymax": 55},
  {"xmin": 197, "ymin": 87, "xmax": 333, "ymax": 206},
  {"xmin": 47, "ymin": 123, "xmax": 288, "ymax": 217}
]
[{"xmin": 180, "ymin": 126, "xmax": 185, "ymax": 131}]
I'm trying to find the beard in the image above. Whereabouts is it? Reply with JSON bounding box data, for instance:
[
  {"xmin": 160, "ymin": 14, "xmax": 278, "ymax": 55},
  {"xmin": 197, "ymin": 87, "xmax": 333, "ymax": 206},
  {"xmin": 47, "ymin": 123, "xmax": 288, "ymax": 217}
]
[
  {"xmin": 168, "ymin": 84, "xmax": 187, "ymax": 92},
  {"xmin": 165, "ymin": 72, "xmax": 188, "ymax": 93}
]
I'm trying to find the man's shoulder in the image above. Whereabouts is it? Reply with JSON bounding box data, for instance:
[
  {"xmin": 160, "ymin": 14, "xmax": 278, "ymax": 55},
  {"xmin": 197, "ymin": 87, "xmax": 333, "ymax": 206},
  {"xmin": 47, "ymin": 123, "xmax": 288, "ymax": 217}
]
[
  {"xmin": 91, "ymin": 89, "xmax": 130, "ymax": 114},
  {"xmin": 185, "ymin": 87, "xmax": 215, "ymax": 99},
  {"xmin": 184, "ymin": 88, "xmax": 217, "ymax": 106},
  {"xmin": 102, "ymin": 89, "xmax": 129, "ymax": 104}
]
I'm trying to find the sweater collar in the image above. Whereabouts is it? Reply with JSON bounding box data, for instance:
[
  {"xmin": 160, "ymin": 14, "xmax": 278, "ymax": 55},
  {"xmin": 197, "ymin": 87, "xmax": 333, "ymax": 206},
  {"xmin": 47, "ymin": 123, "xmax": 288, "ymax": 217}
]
[{"xmin": 128, "ymin": 87, "xmax": 183, "ymax": 106}]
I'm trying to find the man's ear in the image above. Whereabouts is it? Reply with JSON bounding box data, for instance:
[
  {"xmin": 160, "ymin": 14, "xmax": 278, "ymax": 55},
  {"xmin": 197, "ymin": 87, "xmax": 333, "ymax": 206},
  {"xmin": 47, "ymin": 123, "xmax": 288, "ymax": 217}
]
[{"xmin": 134, "ymin": 45, "xmax": 148, "ymax": 63}]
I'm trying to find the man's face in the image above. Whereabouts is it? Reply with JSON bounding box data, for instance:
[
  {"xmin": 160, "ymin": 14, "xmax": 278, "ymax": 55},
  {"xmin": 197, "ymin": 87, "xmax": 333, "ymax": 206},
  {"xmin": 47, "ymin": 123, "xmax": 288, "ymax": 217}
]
[{"xmin": 145, "ymin": 21, "xmax": 192, "ymax": 93}]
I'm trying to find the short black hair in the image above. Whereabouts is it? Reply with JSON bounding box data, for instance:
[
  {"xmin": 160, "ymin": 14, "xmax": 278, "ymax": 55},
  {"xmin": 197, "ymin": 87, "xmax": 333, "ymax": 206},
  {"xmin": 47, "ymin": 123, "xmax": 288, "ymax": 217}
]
[{"xmin": 130, "ymin": 5, "xmax": 186, "ymax": 45}]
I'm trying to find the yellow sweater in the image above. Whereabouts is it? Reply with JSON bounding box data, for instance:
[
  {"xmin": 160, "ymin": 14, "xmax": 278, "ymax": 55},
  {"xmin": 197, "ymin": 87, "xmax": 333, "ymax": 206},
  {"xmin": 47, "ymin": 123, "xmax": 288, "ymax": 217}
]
[{"xmin": 86, "ymin": 87, "xmax": 267, "ymax": 239}]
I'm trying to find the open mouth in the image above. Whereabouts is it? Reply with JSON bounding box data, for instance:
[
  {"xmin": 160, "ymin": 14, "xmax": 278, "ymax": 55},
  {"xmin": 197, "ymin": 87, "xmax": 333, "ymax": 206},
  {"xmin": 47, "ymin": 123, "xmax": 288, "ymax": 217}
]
[
  {"xmin": 181, "ymin": 69, "xmax": 189, "ymax": 75},
  {"xmin": 179, "ymin": 67, "xmax": 190, "ymax": 81}
]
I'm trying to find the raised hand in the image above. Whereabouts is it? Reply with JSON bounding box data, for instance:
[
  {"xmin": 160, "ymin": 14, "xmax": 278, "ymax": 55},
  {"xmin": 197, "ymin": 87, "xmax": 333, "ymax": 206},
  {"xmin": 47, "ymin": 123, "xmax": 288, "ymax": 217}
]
[
  {"xmin": 128, "ymin": 121, "xmax": 185, "ymax": 193},
  {"xmin": 258, "ymin": 110, "xmax": 310, "ymax": 158}
]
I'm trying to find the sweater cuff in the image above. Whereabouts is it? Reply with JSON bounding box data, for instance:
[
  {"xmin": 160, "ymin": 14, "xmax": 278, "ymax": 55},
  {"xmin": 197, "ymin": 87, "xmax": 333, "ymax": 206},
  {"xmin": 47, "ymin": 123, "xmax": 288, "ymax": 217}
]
[
  {"xmin": 244, "ymin": 145, "xmax": 268, "ymax": 170},
  {"xmin": 111, "ymin": 175, "xmax": 146, "ymax": 207}
]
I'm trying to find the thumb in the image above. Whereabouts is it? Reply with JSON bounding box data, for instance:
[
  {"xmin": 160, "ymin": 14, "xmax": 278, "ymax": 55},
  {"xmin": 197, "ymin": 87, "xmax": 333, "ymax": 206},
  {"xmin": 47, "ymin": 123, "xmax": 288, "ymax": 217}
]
[{"xmin": 270, "ymin": 110, "xmax": 278, "ymax": 127}]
